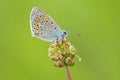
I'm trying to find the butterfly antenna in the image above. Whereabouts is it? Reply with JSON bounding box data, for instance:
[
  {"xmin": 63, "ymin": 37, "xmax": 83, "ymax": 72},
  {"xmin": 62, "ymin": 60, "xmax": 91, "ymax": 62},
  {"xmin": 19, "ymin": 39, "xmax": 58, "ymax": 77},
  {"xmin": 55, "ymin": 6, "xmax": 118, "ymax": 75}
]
[
  {"xmin": 65, "ymin": 28, "xmax": 81, "ymax": 62},
  {"xmin": 66, "ymin": 30, "xmax": 80, "ymax": 37},
  {"xmin": 72, "ymin": 32, "xmax": 80, "ymax": 36}
]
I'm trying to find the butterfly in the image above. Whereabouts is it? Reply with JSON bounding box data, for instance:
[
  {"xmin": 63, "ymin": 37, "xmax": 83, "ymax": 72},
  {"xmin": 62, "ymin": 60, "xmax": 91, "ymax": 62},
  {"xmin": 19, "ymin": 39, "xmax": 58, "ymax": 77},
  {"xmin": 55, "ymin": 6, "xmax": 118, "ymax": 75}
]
[{"xmin": 30, "ymin": 7, "xmax": 68, "ymax": 42}]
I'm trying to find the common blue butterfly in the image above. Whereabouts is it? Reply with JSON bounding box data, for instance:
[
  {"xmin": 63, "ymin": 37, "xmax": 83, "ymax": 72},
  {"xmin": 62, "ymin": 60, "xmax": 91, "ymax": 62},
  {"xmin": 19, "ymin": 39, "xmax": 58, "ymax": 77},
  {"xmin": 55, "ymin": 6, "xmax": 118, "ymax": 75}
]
[{"xmin": 30, "ymin": 7, "xmax": 67, "ymax": 42}]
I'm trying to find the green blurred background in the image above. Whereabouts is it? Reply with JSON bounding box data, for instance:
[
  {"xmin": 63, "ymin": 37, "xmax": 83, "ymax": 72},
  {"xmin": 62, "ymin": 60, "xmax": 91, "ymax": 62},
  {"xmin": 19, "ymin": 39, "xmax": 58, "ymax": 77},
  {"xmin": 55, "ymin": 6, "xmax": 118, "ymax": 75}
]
[{"xmin": 0, "ymin": 0, "xmax": 119, "ymax": 80}]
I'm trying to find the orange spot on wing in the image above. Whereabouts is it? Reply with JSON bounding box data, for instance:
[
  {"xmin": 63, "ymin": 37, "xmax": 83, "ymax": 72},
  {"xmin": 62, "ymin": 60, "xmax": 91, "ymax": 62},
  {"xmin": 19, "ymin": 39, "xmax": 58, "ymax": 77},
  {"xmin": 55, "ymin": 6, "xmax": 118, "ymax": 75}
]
[
  {"xmin": 41, "ymin": 16, "xmax": 45, "ymax": 20},
  {"xmin": 45, "ymin": 17, "xmax": 49, "ymax": 20},
  {"xmin": 35, "ymin": 17, "xmax": 40, "ymax": 23},
  {"xmin": 34, "ymin": 17, "xmax": 41, "ymax": 34},
  {"xmin": 38, "ymin": 17, "xmax": 40, "ymax": 20},
  {"xmin": 35, "ymin": 22, "xmax": 39, "ymax": 30},
  {"xmin": 36, "ymin": 26, "xmax": 39, "ymax": 30},
  {"xmin": 35, "ymin": 30, "xmax": 40, "ymax": 36},
  {"xmin": 35, "ymin": 32, "xmax": 39, "ymax": 36},
  {"xmin": 35, "ymin": 18, "xmax": 40, "ymax": 31}
]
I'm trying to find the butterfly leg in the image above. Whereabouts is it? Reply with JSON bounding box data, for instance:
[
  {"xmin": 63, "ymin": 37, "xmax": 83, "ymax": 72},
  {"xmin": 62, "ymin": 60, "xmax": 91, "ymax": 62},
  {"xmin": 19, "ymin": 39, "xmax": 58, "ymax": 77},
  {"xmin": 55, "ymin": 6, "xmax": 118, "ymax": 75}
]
[
  {"xmin": 55, "ymin": 33, "xmax": 66, "ymax": 42},
  {"xmin": 55, "ymin": 36, "xmax": 62, "ymax": 42}
]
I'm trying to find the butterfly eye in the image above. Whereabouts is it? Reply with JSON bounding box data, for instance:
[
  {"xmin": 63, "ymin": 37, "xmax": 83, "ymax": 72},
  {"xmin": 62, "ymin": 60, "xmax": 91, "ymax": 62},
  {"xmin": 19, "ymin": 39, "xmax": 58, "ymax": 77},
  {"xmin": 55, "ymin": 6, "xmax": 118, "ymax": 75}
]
[
  {"xmin": 64, "ymin": 32, "xmax": 67, "ymax": 35},
  {"xmin": 63, "ymin": 30, "xmax": 67, "ymax": 36}
]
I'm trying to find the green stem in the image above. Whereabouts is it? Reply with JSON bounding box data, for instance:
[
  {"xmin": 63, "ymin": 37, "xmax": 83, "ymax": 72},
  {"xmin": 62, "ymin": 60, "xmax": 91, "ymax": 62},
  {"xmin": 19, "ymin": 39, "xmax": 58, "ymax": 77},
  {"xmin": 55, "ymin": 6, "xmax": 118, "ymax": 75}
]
[{"xmin": 65, "ymin": 66, "xmax": 72, "ymax": 80}]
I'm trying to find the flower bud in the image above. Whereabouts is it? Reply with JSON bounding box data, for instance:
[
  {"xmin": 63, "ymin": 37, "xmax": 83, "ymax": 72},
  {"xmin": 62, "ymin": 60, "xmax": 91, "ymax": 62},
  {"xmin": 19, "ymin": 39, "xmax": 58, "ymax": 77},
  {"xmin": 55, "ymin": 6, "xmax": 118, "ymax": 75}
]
[
  {"xmin": 48, "ymin": 39, "xmax": 80, "ymax": 68},
  {"xmin": 54, "ymin": 61, "xmax": 64, "ymax": 68},
  {"xmin": 58, "ymin": 55, "xmax": 64, "ymax": 61},
  {"xmin": 50, "ymin": 56, "xmax": 58, "ymax": 61},
  {"xmin": 65, "ymin": 57, "xmax": 75, "ymax": 66}
]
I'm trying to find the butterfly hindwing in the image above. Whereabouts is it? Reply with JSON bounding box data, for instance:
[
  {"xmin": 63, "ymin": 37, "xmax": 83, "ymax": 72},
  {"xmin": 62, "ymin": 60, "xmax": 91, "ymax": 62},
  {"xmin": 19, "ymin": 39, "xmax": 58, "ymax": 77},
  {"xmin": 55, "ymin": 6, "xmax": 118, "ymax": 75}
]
[{"xmin": 30, "ymin": 7, "xmax": 62, "ymax": 42}]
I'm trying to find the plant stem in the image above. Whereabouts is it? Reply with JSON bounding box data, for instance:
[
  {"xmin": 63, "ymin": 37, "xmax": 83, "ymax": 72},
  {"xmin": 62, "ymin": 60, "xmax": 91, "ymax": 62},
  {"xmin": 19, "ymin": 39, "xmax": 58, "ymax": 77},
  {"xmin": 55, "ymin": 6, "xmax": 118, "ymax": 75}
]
[{"xmin": 65, "ymin": 66, "xmax": 72, "ymax": 80}]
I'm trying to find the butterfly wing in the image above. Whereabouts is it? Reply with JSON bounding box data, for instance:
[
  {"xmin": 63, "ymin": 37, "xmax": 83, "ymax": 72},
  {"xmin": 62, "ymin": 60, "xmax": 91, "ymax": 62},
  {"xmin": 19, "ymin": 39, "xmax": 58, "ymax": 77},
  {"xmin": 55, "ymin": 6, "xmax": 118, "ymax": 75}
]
[{"xmin": 30, "ymin": 7, "xmax": 62, "ymax": 42}]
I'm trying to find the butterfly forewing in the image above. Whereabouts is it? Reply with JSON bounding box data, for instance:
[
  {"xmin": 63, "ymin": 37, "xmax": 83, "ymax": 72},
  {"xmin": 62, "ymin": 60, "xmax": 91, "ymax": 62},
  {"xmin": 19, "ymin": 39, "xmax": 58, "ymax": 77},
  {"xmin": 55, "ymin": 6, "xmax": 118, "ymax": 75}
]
[{"xmin": 30, "ymin": 7, "xmax": 62, "ymax": 42}]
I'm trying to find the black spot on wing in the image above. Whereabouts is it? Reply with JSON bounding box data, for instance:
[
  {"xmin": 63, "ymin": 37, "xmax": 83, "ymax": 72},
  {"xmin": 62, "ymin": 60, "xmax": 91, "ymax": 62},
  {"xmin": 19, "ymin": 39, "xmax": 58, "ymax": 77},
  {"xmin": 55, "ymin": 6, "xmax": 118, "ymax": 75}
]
[{"xmin": 51, "ymin": 22, "xmax": 53, "ymax": 24}]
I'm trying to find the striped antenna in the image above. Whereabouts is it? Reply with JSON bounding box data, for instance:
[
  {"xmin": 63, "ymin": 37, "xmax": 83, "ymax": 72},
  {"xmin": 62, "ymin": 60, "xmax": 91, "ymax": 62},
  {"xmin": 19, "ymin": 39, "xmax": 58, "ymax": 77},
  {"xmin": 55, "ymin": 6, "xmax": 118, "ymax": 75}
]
[{"xmin": 66, "ymin": 30, "xmax": 80, "ymax": 37}]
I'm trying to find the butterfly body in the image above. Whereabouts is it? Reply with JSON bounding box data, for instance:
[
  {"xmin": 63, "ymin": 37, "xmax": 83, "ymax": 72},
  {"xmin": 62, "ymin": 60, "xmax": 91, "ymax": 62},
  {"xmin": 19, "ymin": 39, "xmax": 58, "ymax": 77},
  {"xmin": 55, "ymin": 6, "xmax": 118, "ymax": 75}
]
[{"xmin": 30, "ymin": 7, "xmax": 67, "ymax": 42}]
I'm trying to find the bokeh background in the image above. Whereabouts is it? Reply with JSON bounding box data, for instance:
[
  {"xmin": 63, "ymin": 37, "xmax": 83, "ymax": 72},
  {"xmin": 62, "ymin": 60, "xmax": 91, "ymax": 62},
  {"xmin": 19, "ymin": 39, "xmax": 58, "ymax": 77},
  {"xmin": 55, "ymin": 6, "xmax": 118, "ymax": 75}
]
[{"xmin": 0, "ymin": 0, "xmax": 119, "ymax": 80}]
